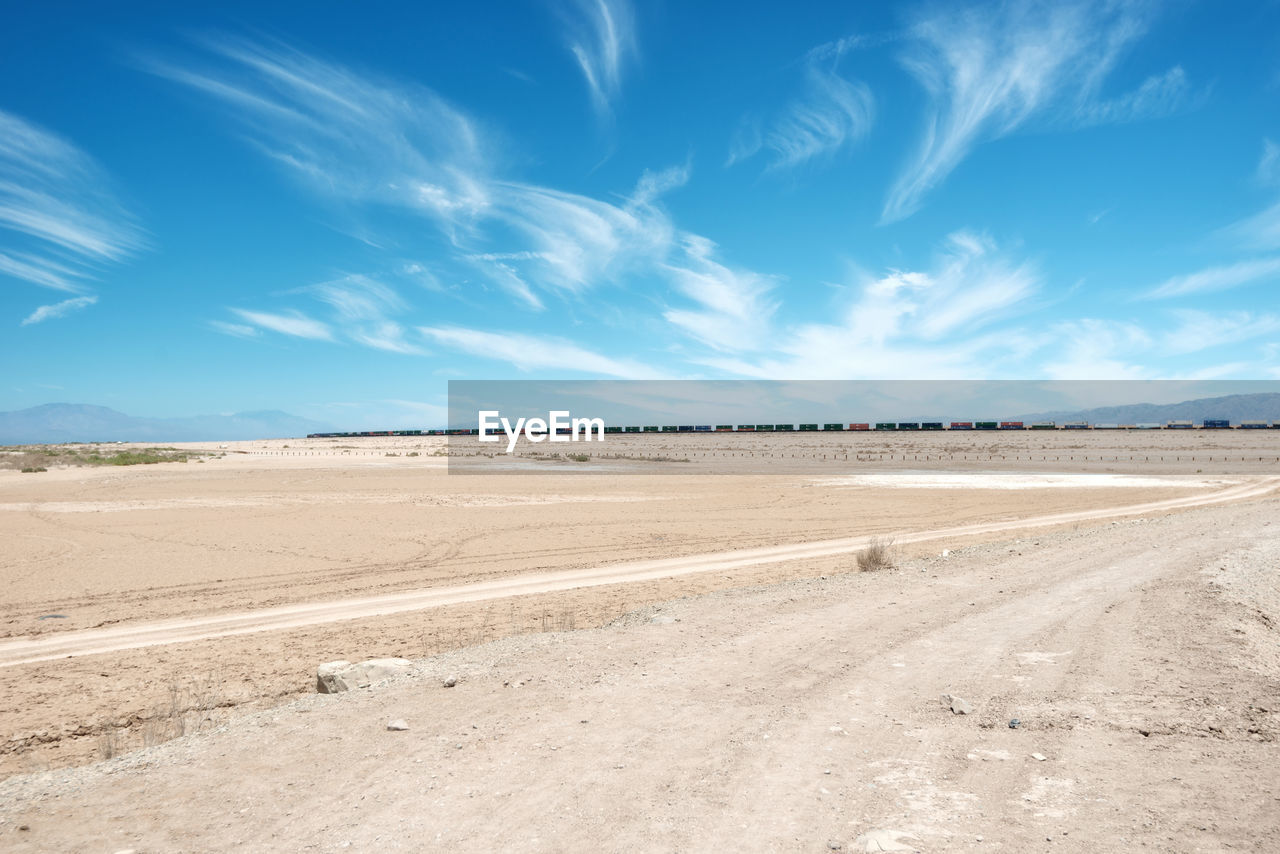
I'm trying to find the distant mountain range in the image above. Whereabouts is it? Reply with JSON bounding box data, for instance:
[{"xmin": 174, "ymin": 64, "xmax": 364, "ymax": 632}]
[
  {"xmin": 1014, "ymin": 392, "xmax": 1280, "ymax": 425},
  {"xmin": 0, "ymin": 404, "xmax": 333, "ymax": 445}
]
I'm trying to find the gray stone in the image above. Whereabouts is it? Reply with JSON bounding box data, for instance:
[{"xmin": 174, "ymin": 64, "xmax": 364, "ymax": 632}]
[
  {"xmin": 443, "ymin": 676, "xmax": 458, "ymax": 688},
  {"xmin": 316, "ymin": 661, "xmax": 353, "ymax": 693},
  {"xmin": 316, "ymin": 658, "xmax": 414, "ymax": 693}
]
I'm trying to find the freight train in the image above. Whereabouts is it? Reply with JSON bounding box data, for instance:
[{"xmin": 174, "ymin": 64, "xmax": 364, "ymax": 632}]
[{"xmin": 307, "ymin": 418, "xmax": 1278, "ymax": 438}]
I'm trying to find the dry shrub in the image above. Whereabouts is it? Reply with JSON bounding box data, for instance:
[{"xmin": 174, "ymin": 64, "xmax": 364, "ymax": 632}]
[
  {"xmin": 857, "ymin": 536, "xmax": 895, "ymax": 572},
  {"xmin": 97, "ymin": 727, "xmax": 122, "ymax": 760}
]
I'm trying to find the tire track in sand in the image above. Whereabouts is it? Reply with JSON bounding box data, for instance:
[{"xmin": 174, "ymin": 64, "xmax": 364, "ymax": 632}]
[{"xmin": 1, "ymin": 476, "xmax": 1276, "ymax": 668}]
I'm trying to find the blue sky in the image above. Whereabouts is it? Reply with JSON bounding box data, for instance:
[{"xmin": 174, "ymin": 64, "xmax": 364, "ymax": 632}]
[{"xmin": 3, "ymin": 0, "xmax": 1280, "ymax": 428}]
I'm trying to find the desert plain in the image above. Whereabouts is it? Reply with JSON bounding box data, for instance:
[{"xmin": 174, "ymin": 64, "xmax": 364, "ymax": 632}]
[{"xmin": 0, "ymin": 429, "xmax": 1277, "ymax": 852}]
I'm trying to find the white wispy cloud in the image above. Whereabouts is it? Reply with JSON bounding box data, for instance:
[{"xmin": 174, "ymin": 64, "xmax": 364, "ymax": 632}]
[
  {"xmin": 228, "ymin": 274, "xmax": 425, "ymax": 353},
  {"xmin": 883, "ymin": 0, "xmax": 1191, "ymax": 223},
  {"xmin": 1072, "ymin": 65, "xmax": 1192, "ymax": 128},
  {"xmin": 1038, "ymin": 309, "xmax": 1280, "ymax": 379},
  {"xmin": 21, "ymin": 295, "xmax": 98, "ymax": 326},
  {"xmin": 302, "ymin": 274, "xmax": 407, "ymax": 321},
  {"xmin": 230, "ymin": 308, "xmax": 334, "ymax": 340},
  {"xmin": 153, "ymin": 36, "xmax": 688, "ymax": 314},
  {"xmin": 630, "ymin": 163, "xmax": 690, "ymax": 206},
  {"xmin": 420, "ymin": 326, "xmax": 661, "ymax": 379},
  {"xmin": 685, "ymin": 232, "xmax": 1039, "ymax": 378},
  {"xmin": 0, "ymin": 110, "xmax": 143, "ymax": 307},
  {"xmin": 1040, "ymin": 319, "xmax": 1154, "ymax": 380},
  {"xmin": 350, "ymin": 322, "xmax": 425, "ymax": 355},
  {"xmin": 1158, "ymin": 309, "xmax": 1280, "ymax": 357},
  {"xmin": 1222, "ymin": 199, "xmax": 1280, "ymax": 250},
  {"xmin": 145, "ymin": 36, "xmax": 489, "ymax": 236},
  {"xmin": 209, "ymin": 320, "xmax": 260, "ymax": 339},
  {"xmin": 0, "ymin": 250, "xmax": 84, "ymax": 292},
  {"xmin": 1144, "ymin": 256, "xmax": 1280, "ymax": 299},
  {"xmin": 662, "ymin": 235, "xmax": 778, "ymax": 352},
  {"xmin": 1257, "ymin": 139, "xmax": 1279, "ymax": 185},
  {"xmin": 559, "ymin": 0, "xmax": 637, "ymax": 116},
  {"xmin": 728, "ymin": 38, "xmax": 874, "ymax": 170}
]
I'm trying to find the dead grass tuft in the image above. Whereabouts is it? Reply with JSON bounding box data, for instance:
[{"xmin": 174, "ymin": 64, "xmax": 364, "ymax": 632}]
[{"xmin": 857, "ymin": 536, "xmax": 896, "ymax": 572}]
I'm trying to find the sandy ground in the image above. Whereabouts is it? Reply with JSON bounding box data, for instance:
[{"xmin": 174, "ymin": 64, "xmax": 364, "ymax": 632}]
[
  {"xmin": 0, "ymin": 433, "xmax": 1276, "ymax": 850},
  {"xmin": 0, "ymin": 495, "xmax": 1276, "ymax": 852}
]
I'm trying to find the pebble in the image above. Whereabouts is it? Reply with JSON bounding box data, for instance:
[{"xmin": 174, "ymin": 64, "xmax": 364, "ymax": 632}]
[
  {"xmin": 387, "ymin": 720, "xmax": 409, "ymax": 732},
  {"xmin": 1031, "ymin": 752, "xmax": 1047, "ymax": 761},
  {"xmin": 1009, "ymin": 718, "xmax": 1021, "ymax": 729},
  {"xmin": 443, "ymin": 677, "xmax": 458, "ymax": 688}
]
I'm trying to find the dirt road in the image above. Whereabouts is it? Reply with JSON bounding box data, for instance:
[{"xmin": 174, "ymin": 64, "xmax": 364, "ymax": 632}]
[
  {"xmin": 2, "ymin": 477, "xmax": 1274, "ymax": 669},
  {"xmin": 1, "ymin": 486, "xmax": 1276, "ymax": 852}
]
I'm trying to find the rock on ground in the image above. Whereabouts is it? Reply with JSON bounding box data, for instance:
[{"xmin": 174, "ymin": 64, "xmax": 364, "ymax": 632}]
[{"xmin": 316, "ymin": 658, "xmax": 414, "ymax": 693}]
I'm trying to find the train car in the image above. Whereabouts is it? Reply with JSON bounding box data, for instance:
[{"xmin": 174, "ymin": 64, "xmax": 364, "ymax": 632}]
[
  {"xmin": 922, "ymin": 422, "xmax": 944, "ymax": 430},
  {"xmin": 1029, "ymin": 421, "xmax": 1055, "ymax": 430},
  {"xmin": 1240, "ymin": 420, "xmax": 1270, "ymax": 429},
  {"xmin": 1203, "ymin": 419, "xmax": 1231, "ymax": 429},
  {"xmin": 949, "ymin": 421, "xmax": 973, "ymax": 430},
  {"xmin": 874, "ymin": 422, "xmax": 896, "ymax": 431},
  {"xmin": 677, "ymin": 425, "xmax": 695, "ymax": 432},
  {"xmin": 715, "ymin": 425, "xmax": 734, "ymax": 432},
  {"xmin": 775, "ymin": 424, "xmax": 795, "ymax": 432},
  {"xmin": 897, "ymin": 422, "xmax": 920, "ymax": 431},
  {"xmin": 975, "ymin": 421, "xmax": 998, "ymax": 430},
  {"xmin": 1135, "ymin": 423, "xmax": 1161, "ymax": 430},
  {"xmin": 798, "ymin": 423, "xmax": 819, "ymax": 432},
  {"xmin": 694, "ymin": 425, "xmax": 712, "ymax": 432},
  {"xmin": 625, "ymin": 426, "xmax": 641, "ymax": 433},
  {"xmin": 822, "ymin": 423, "xmax": 844, "ymax": 431},
  {"xmin": 1094, "ymin": 423, "xmax": 1120, "ymax": 430},
  {"xmin": 1166, "ymin": 420, "xmax": 1194, "ymax": 429},
  {"xmin": 755, "ymin": 424, "xmax": 775, "ymax": 432},
  {"xmin": 643, "ymin": 426, "xmax": 660, "ymax": 432},
  {"xmin": 848, "ymin": 423, "xmax": 870, "ymax": 431},
  {"xmin": 661, "ymin": 426, "xmax": 678, "ymax": 432},
  {"xmin": 1062, "ymin": 421, "xmax": 1089, "ymax": 430},
  {"xmin": 999, "ymin": 421, "xmax": 1024, "ymax": 430},
  {"xmin": 603, "ymin": 426, "xmax": 623, "ymax": 434},
  {"xmin": 737, "ymin": 424, "xmax": 756, "ymax": 431}
]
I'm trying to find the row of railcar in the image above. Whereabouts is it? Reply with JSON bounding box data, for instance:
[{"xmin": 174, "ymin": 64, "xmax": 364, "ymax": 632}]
[
  {"xmin": 587, "ymin": 419, "xmax": 1278, "ymax": 433},
  {"xmin": 307, "ymin": 429, "xmax": 427, "ymax": 438},
  {"xmin": 308, "ymin": 419, "xmax": 1278, "ymax": 438}
]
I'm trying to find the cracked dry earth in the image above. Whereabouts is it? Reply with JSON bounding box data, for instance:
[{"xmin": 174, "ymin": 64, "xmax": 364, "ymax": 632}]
[{"xmin": 1, "ymin": 496, "xmax": 1277, "ymax": 852}]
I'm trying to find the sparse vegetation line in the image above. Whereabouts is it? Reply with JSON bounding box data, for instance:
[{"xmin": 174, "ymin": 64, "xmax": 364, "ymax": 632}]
[
  {"xmin": 0, "ymin": 445, "xmax": 214, "ymax": 471},
  {"xmin": 0, "ymin": 476, "xmax": 1274, "ymax": 668}
]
